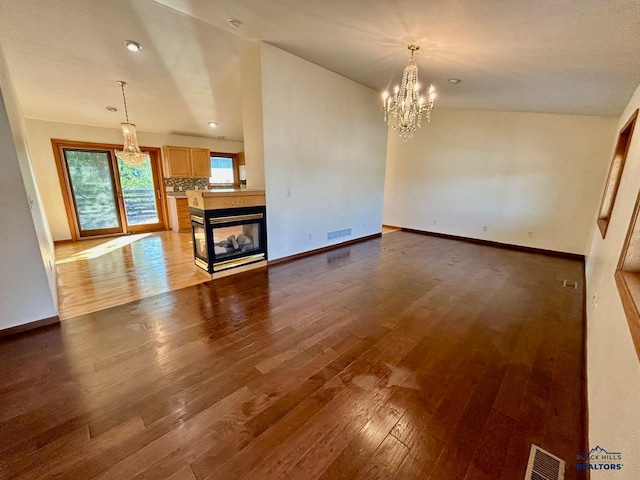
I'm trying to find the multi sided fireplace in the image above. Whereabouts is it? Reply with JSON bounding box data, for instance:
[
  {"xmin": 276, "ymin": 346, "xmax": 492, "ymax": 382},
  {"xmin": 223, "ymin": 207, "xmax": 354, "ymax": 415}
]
[{"xmin": 186, "ymin": 190, "xmax": 267, "ymax": 274}]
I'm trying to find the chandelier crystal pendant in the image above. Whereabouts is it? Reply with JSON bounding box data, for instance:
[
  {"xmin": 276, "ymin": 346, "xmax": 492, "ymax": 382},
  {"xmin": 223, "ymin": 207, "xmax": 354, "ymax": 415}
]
[
  {"xmin": 382, "ymin": 45, "xmax": 436, "ymax": 142},
  {"xmin": 115, "ymin": 81, "xmax": 150, "ymax": 167}
]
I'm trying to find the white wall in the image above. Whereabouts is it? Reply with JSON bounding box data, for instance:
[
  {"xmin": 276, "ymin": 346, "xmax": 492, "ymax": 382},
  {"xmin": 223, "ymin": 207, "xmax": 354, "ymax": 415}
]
[
  {"xmin": 240, "ymin": 42, "xmax": 266, "ymax": 190},
  {"xmin": 0, "ymin": 51, "xmax": 57, "ymax": 329},
  {"xmin": 24, "ymin": 119, "xmax": 244, "ymax": 240},
  {"xmin": 250, "ymin": 43, "xmax": 387, "ymax": 260},
  {"xmin": 383, "ymin": 109, "xmax": 617, "ymax": 255},
  {"xmin": 585, "ymin": 83, "xmax": 640, "ymax": 480}
]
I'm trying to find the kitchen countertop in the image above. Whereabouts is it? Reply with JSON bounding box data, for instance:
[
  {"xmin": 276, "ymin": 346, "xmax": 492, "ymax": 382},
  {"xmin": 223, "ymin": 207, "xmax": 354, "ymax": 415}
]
[
  {"xmin": 185, "ymin": 189, "xmax": 265, "ymax": 197},
  {"xmin": 185, "ymin": 189, "xmax": 266, "ymax": 209}
]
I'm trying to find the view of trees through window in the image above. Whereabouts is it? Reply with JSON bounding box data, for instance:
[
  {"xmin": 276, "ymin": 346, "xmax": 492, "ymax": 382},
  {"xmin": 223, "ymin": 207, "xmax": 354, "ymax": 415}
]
[
  {"xmin": 64, "ymin": 148, "xmax": 159, "ymax": 233},
  {"xmin": 116, "ymin": 158, "xmax": 159, "ymax": 226},
  {"xmin": 65, "ymin": 149, "xmax": 120, "ymax": 231}
]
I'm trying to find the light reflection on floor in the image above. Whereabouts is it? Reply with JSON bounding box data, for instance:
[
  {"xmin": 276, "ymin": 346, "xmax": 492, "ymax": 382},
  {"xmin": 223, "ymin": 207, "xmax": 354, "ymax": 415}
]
[
  {"xmin": 55, "ymin": 233, "xmax": 152, "ymax": 264},
  {"xmin": 54, "ymin": 231, "xmax": 208, "ymax": 319}
]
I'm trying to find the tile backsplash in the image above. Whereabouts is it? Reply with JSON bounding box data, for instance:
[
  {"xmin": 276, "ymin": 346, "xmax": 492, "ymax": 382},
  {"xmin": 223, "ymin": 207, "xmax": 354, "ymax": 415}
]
[{"xmin": 164, "ymin": 177, "xmax": 209, "ymax": 191}]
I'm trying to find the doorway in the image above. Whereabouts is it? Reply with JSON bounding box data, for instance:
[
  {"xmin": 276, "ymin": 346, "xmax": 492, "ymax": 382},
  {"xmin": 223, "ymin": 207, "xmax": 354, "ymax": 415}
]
[{"xmin": 53, "ymin": 140, "xmax": 167, "ymax": 239}]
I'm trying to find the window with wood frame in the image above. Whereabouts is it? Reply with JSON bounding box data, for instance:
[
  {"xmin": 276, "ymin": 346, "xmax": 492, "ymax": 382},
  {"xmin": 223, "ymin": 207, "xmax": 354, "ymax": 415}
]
[
  {"xmin": 51, "ymin": 139, "xmax": 168, "ymax": 240},
  {"xmin": 597, "ymin": 109, "xmax": 638, "ymax": 237},
  {"xmin": 209, "ymin": 152, "xmax": 240, "ymax": 189},
  {"xmin": 616, "ymin": 189, "xmax": 640, "ymax": 364}
]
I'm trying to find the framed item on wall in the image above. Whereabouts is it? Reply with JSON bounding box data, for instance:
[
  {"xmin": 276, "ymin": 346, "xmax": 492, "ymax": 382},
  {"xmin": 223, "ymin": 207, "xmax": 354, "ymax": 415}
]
[{"xmin": 596, "ymin": 109, "xmax": 638, "ymax": 238}]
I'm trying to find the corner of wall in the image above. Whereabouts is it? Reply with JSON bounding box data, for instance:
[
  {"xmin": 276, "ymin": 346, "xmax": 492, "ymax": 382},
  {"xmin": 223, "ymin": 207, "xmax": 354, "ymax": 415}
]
[
  {"xmin": 0, "ymin": 45, "xmax": 58, "ymax": 325},
  {"xmin": 240, "ymin": 41, "xmax": 266, "ymax": 190}
]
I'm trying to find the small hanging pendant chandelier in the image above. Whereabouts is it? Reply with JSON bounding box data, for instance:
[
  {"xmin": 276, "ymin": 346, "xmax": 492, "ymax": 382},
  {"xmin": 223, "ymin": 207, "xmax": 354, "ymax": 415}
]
[
  {"xmin": 382, "ymin": 45, "xmax": 436, "ymax": 142},
  {"xmin": 115, "ymin": 81, "xmax": 150, "ymax": 167}
]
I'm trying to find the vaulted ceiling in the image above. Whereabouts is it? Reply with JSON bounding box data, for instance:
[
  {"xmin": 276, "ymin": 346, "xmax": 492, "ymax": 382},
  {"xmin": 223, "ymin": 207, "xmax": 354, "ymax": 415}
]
[{"xmin": 1, "ymin": 0, "xmax": 639, "ymax": 141}]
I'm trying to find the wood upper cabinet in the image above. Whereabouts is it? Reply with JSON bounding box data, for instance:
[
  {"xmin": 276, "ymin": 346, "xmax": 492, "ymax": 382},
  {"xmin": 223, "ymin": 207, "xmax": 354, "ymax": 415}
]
[
  {"xmin": 163, "ymin": 146, "xmax": 190, "ymax": 177},
  {"xmin": 190, "ymin": 148, "xmax": 211, "ymax": 177},
  {"xmin": 162, "ymin": 146, "xmax": 211, "ymax": 178}
]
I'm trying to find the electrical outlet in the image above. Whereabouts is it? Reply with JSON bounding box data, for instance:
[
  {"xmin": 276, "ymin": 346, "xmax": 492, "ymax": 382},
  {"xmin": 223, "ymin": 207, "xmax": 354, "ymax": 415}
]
[
  {"xmin": 482, "ymin": 225, "xmax": 488, "ymax": 231},
  {"xmin": 308, "ymin": 233, "xmax": 312, "ymax": 240},
  {"xmin": 528, "ymin": 231, "xmax": 534, "ymax": 238},
  {"xmin": 592, "ymin": 292, "xmax": 598, "ymax": 307},
  {"xmin": 433, "ymin": 219, "xmax": 437, "ymax": 225},
  {"xmin": 287, "ymin": 189, "xmax": 292, "ymax": 197}
]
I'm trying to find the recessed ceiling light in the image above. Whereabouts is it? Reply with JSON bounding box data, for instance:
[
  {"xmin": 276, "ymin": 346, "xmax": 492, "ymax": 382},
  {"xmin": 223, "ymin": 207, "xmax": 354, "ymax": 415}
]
[
  {"xmin": 208, "ymin": 122, "xmax": 218, "ymax": 128},
  {"xmin": 217, "ymin": 135, "xmax": 226, "ymax": 140},
  {"xmin": 448, "ymin": 78, "xmax": 462, "ymax": 84},
  {"xmin": 124, "ymin": 40, "xmax": 143, "ymax": 52},
  {"xmin": 105, "ymin": 106, "xmax": 119, "ymax": 112},
  {"xmin": 228, "ymin": 18, "xmax": 242, "ymax": 28}
]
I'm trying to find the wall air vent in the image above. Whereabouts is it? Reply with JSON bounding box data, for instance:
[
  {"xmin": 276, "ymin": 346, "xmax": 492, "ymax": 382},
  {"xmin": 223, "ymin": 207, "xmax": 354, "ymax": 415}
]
[
  {"xmin": 524, "ymin": 445, "xmax": 565, "ymax": 480},
  {"xmin": 562, "ymin": 280, "xmax": 578, "ymax": 289},
  {"xmin": 327, "ymin": 228, "xmax": 352, "ymax": 241}
]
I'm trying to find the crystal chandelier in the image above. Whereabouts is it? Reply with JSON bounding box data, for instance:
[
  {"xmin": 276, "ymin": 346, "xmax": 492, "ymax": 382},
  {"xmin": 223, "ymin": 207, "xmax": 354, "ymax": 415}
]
[
  {"xmin": 115, "ymin": 81, "xmax": 150, "ymax": 167},
  {"xmin": 383, "ymin": 45, "xmax": 436, "ymax": 142}
]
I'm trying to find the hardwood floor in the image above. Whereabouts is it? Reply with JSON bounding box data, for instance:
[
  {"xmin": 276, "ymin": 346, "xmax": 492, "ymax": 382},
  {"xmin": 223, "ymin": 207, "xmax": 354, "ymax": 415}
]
[
  {"xmin": 382, "ymin": 225, "xmax": 401, "ymax": 234},
  {"xmin": 2, "ymin": 232, "xmax": 587, "ymax": 479},
  {"xmin": 55, "ymin": 231, "xmax": 209, "ymax": 319}
]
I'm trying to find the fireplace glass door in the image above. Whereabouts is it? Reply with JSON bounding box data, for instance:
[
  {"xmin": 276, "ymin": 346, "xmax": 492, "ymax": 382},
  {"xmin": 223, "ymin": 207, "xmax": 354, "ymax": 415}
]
[
  {"xmin": 211, "ymin": 221, "xmax": 262, "ymax": 260},
  {"xmin": 193, "ymin": 224, "xmax": 208, "ymax": 261},
  {"xmin": 190, "ymin": 213, "xmax": 208, "ymax": 268}
]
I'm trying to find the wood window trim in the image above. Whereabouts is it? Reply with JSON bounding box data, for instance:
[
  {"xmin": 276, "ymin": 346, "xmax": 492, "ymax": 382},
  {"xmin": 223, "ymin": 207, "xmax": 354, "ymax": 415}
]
[
  {"xmin": 597, "ymin": 109, "xmax": 638, "ymax": 238},
  {"xmin": 209, "ymin": 151, "xmax": 240, "ymax": 189},
  {"xmin": 51, "ymin": 139, "xmax": 168, "ymax": 241},
  {"xmin": 615, "ymin": 188, "xmax": 640, "ymax": 363}
]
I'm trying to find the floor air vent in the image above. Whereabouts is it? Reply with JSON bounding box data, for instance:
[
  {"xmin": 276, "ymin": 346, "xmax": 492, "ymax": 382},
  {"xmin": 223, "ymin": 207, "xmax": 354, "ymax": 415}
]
[
  {"xmin": 562, "ymin": 279, "xmax": 578, "ymax": 289},
  {"xmin": 327, "ymin": 228, "xmax": 352, "ymax": 240},
  {"xmin": 525, "ymin": 445, "xmax": 565, "ymax": 480}
]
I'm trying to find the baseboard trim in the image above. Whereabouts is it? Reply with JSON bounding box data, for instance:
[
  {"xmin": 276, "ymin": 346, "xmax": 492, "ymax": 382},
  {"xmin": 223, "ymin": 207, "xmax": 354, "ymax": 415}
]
[
  {"xmin": 398, "ymin": 227, "xmax": 585, "ymax": 261},
  {"xmin": 0, "ymin": 315, "xmax": 60, "ymax": 338},
  {"xmin": 268, "ymin": 233, "xmax": 382, "ymax": 266}
]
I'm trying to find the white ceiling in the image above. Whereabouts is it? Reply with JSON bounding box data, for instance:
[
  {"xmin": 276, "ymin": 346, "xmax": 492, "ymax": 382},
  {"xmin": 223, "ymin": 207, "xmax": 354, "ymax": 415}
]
[
  {"xmin": 1, "ymin": 0, "xmax": 640, "ymax": 141},
  {"xmin": 0, "ymin": 0, "xmax": 247, "ymax": 140}
]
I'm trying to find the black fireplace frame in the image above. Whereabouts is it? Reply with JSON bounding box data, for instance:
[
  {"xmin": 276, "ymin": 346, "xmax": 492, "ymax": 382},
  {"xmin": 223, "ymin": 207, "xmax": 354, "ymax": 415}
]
[{"xmin": 190, "ymin": 205, "xmax": 267, "ymax": 273}]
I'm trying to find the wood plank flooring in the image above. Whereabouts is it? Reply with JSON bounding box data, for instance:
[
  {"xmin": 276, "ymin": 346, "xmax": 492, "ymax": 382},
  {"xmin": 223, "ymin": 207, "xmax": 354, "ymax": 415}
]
[
  {"xmin": 2, "ymin": 231, "xmax": 587, "ymax": 479},
  {"xmin": 55, "ymin": 232, "xmax": 209, "ymax": 319}
]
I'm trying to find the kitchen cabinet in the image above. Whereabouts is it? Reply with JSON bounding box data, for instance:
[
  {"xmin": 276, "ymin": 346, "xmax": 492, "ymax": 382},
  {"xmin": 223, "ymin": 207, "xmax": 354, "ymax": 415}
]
[
  {"xmin": 190, "ymin": 149, "xmax": 211, "ymax": 177},
  {"xmin": 167, "ymin": 196, "xmax": 191, "ymax": 232},
  {"xmin": 162, "ymin": 146, "xmax": 211, "ymax": 178}
]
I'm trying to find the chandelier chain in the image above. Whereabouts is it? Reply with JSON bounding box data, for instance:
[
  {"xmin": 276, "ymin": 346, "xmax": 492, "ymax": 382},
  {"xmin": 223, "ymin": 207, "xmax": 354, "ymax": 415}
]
[{"xmin": 118, "ymin": 81, "xmax": 130, "ymax": 123}]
